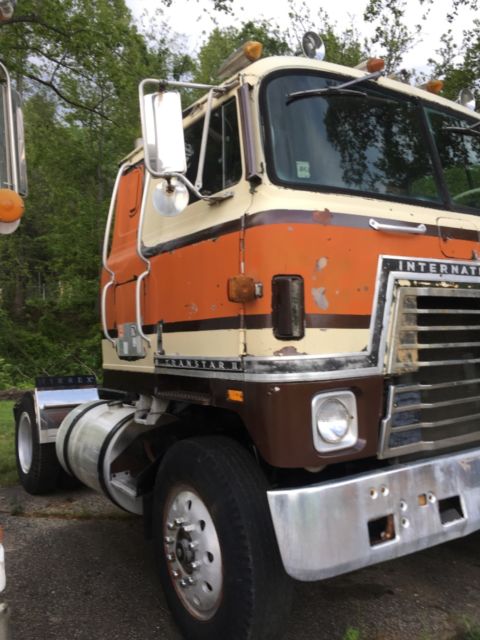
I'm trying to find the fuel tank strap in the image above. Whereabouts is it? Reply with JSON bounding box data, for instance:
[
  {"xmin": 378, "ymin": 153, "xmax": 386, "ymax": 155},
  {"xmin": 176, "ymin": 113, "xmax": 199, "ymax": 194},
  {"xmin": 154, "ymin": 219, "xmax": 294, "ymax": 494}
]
[{"xmin": 96, "ymin": 411, "xmax": 135, "ymax": 510}]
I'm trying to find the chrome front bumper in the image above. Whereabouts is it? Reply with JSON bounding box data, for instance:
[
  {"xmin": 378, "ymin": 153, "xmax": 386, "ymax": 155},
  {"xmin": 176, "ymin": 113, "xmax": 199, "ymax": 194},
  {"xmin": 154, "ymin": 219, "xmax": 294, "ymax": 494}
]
[{"xmin": 267, "ymin": 447, "xmax": 480, "ymax": 581}]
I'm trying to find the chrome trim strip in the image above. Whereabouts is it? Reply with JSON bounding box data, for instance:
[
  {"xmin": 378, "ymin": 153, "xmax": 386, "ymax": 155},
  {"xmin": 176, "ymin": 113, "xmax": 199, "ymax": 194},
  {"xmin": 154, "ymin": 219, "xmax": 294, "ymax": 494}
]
[{"xmin": 267, "ymin": 446, "xmax": 480, "ymax": 581}]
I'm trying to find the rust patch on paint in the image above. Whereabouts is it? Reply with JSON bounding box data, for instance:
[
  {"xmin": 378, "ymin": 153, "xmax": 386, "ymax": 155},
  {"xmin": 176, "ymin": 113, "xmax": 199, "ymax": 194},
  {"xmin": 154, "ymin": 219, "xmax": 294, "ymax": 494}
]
[
  {"xmin": 274, "ymin": 346, "xmax": 307, "ymax": 356},
  {"xmin": 312, "ymin": 209, "xmax": 332, "ymax": 225}
]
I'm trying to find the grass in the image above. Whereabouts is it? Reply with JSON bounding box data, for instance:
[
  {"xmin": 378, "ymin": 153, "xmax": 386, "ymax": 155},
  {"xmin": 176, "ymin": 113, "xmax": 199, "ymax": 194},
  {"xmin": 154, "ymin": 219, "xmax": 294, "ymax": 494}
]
[
  {"xmin": 457, "ymin": 618, "xmax": 480, "ymax": 640},
  {"xmin": 0, "ymin": 401, "xmax": 17, "ymax": 487}
]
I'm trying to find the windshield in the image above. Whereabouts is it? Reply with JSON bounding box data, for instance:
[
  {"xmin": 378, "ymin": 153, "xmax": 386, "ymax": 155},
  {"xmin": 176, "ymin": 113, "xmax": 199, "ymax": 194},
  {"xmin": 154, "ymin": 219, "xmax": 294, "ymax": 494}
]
[
  {"xmin": 262, "ymin": 72, "xmax": 480, "ymax": 211},
  {"xmin": 427, "ymin": 109, "xmax": 480, "ymax": 210}
]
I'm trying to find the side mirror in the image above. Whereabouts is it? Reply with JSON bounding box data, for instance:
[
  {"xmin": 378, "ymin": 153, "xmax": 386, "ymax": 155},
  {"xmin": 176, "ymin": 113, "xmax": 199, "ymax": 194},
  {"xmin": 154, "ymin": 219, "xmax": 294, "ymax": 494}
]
[
  {"xmin": 139, "ymin": 86, "xmax": 187, "ymax": 177},
  {"xmin": 457, "ymin": 87, "xmax": 476, "ymax": 111},
  {"xmin": 0, "ymin": 63, "xmax": 27, "ymax": 196},
  {"xmin": 0, "ymin": 63, "xmax": 27, "ymax": 234}
]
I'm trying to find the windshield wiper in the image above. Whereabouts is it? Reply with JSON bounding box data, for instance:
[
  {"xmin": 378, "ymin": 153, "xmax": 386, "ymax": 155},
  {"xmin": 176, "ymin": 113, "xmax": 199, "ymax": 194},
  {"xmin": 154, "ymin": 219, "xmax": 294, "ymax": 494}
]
[
  {"xmin": 286, "ymin": 87, "xmax": 366, "ymax": 105},
  {"xmin": 286, "ymin": 69, "xmax": 384, "ymax": 106},
  {"xmin": 444, "ymin": 121, "xmax": 480, "ymax": 137}
]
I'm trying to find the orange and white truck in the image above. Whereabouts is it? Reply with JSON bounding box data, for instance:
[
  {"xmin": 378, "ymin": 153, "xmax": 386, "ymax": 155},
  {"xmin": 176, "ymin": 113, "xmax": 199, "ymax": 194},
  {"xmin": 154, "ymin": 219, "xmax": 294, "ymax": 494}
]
[{"xmin": 14, "ymin": 34, "xmax": 480, "ymax": 639}]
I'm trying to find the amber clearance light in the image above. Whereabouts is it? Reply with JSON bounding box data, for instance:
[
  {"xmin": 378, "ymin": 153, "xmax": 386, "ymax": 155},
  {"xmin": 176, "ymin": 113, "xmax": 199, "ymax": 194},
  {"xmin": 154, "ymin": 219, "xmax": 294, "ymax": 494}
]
[
  {"xmin": 217, "ymin": 41, "xmax": 263, "ymax": 80},
  {"xmin": 0, "ymin": 188, "xmax": 24, "ymax": 222},
  {"xmin": 355, "ymin": 58, "xmax": 385, "ymax": 73},
  {"xmin": 419, "ymin": 79, "xmax": 444, "ymax": 94}
]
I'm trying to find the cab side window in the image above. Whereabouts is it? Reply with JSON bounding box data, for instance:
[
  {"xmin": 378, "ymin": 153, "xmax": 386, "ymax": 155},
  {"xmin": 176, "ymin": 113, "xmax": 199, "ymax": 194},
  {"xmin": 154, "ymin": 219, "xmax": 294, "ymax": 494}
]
[{"xmin": 185, "ymin": 99, "xmax": 242, "ymax": 198}]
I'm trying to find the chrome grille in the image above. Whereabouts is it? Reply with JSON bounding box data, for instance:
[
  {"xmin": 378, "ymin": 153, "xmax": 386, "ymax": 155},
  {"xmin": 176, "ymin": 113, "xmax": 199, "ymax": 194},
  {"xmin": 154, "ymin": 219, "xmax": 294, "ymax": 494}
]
[
  {"xmin": 388, "ymin": 286, "xmax": 480, "ymax": 374},
  {"xmin": 380, "ymin": 285, "xmax": 480, "ymax": 458}
]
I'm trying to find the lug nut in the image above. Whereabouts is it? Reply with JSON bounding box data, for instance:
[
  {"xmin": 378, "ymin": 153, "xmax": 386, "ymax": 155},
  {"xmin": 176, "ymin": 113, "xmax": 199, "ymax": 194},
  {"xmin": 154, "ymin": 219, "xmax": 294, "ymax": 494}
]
[
  {"xmin": 191, "ymin": 561, "xmax": 201, "ymax": 570},
  {"xmin": 164, "ymin": 536, "xmax": 175, "ymax": 545},
  {"xmin": 167, "ymin": 553, "xmax": 176, "ymax": 562},
  {"xmin": 183, "ymin": 524, "xmax": 196, "ymax": 532},
  {"xmin": 174, "ymin": 518, "xmax": 185, "ymax": 527}
]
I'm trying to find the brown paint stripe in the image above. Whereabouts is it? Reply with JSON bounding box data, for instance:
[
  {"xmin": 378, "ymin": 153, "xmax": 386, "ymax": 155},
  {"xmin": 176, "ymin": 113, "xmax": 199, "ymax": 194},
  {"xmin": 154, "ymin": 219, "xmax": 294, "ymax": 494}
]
[
  {"xmin": 161, "ymin": 313, "xmax": 370, "ymax": 333},
  {"xmin": 107, "ymin": 314, "xmax": 372, "ymax": 336},
  {"xmin": 142, "ymin": 209, "xmax": 478, "ymax": 257}
]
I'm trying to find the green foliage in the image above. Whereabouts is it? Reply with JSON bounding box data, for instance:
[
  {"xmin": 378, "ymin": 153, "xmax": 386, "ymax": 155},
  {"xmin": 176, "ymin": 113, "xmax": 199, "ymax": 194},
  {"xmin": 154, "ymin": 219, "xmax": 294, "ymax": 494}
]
[
  {"xmin": 342, "ymin": 628, "xmax": 361, "ymax": 640},
  {"xmin": 194, "ymin": 21, "xmax": 290, "ymax": 85},
  {"xmin": 0, "ymin": 401, "xmax": 16, "ymax": 487},
  {"xmin": 430, "ymin": 21, "xmax": 480, "ymax": 104}
]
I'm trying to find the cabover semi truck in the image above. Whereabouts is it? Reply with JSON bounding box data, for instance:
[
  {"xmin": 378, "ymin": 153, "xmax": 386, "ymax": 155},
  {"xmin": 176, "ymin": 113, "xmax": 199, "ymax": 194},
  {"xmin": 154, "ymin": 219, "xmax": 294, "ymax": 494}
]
[{"xmin": 13, "ymin": 33, "xmax": 480, "ymax": 640}]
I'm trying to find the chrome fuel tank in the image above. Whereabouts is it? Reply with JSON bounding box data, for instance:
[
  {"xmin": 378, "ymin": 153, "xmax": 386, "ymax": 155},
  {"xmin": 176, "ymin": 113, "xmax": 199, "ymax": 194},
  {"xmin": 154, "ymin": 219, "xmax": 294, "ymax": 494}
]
[{"xmin": 56, "ymin": 401, "xmax": 144, "ymax": 514}]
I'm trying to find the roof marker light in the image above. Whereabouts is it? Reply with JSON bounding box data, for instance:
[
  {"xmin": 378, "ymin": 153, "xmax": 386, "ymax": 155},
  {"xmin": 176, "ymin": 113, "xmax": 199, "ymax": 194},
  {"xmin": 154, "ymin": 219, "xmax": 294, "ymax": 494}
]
[
  {"xmin": 217, "ymin": 41, "xmax": 263, "ymax": 81},
  {"xmin": 355, "ymin": 58, "xmax": 385, "ymax": 73},
  {"xmin": 418, "ymin": 79, "xmax": 444, "ymax": 94}
]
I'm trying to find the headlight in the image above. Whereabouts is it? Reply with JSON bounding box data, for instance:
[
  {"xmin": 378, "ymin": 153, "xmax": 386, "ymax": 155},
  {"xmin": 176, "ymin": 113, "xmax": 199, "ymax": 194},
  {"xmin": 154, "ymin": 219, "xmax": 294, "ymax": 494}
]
[{"xmin": 312, "ymin": 391, "xmax": 358, "ymax": 452}]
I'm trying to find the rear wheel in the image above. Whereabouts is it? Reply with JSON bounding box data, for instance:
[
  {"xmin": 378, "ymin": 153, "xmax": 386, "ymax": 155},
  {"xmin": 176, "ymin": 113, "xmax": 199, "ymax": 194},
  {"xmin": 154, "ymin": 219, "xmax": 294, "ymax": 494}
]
[
  {"xmin": 153, "ymin": 436, "xmax": 292, "ymax": 640},
  {"xmin": 15, "ymin": 393, "xmax": 61, "ymax": 494}
]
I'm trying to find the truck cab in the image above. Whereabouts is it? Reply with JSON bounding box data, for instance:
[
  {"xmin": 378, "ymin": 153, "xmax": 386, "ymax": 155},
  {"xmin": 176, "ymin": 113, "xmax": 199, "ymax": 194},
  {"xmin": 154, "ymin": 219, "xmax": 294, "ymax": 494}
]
[{"xmin": 15, "ymin": 38, "xmax": 480, "ymax": 640}]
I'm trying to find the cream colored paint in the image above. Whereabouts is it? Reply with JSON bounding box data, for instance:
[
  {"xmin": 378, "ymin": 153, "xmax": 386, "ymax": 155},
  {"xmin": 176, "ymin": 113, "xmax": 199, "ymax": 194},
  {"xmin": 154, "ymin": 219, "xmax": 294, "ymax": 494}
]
[
  {"xmin": 246, "ymin": 328, "xmax": 370, "ymax": 357},
  {"xmin": 162, "ymin": 329, "xmax": 241, "ymax": 358},
  {"xmin": 102, "ymin": 336, "xmax": 157, "ymax": 373}
]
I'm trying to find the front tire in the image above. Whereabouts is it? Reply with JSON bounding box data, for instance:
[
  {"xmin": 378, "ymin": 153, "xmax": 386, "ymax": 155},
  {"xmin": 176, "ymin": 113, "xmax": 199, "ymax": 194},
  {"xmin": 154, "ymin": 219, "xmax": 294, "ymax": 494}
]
[
  {"xmin": 153, "ymin": 436, "xmax": 292, "ymax": 640},
  {"xmin": 15, "ymin": 393, "xmax": 61, "ymax": 494}
]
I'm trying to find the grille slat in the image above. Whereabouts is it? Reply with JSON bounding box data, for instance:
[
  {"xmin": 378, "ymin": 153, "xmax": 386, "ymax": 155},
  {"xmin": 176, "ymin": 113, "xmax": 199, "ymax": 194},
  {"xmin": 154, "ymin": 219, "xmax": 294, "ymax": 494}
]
[
  {"xmin": 392, "ymin": 394, "xmax": 480, "ymax": 413},
  {"xmin": 399, "ymin": 341, "xmax": 480, "ymax": 349},
  {"xmin": 380, "ymin": 284, "xmax": 480, "ymax": 458},
  {"xmin": 392, "ymin": 411, "xmax": 480, "ymax": 432}
]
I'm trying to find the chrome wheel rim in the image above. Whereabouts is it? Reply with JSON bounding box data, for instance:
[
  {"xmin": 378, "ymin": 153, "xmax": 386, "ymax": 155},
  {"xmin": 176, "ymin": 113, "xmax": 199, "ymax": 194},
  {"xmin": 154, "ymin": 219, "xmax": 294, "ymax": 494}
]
[
  {"xmin": 18, "ymin": 412, "xmax": 33, "ymax": 474},
  {"xmin": 164, "ymin": 488, "xmax": 223, "ymax": 620}
]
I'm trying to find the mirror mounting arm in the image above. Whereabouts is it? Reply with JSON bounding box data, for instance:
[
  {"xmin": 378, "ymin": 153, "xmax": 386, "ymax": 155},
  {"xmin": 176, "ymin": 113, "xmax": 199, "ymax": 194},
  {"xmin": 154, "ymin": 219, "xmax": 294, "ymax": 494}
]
[{"xmin": 167, "ymin": 171, "xmax": 233, "ymax": 204}]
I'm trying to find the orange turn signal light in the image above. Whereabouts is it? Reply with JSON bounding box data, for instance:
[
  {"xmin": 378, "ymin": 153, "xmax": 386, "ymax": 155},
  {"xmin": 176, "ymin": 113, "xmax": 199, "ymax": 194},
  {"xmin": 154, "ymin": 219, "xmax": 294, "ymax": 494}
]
[
  {"xmin": 227, "ymin": 275, "xmax": 256, "ymax": 303},
  {"xmin": 227, "ymin": 389, "xmax": 244, "ymax": 403},
  {"xmin": 0, "ymin": 189, "xmax": 24, "ymax": 223}
]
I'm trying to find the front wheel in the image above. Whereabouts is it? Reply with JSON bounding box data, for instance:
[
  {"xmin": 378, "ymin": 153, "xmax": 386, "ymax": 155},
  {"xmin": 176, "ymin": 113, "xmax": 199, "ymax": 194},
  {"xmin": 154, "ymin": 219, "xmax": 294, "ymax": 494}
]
[{"xmin": 153, "ymin": 436, "xmax": 292, "ymax": 640}]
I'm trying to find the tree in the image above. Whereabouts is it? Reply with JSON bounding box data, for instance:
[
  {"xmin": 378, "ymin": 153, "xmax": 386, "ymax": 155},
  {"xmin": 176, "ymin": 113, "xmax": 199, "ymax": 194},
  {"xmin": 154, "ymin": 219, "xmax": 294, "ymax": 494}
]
[{"xmin": 0, "ymin": 0, "xmax": 178, "ymax": 383}]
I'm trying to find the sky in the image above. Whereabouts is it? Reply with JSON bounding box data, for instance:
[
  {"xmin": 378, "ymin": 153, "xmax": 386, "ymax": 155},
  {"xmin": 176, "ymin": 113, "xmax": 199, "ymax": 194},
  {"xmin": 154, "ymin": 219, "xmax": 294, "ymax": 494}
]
[{"xmin": 125, "ymin": 0, "xmax": 476, "ymax": 73}]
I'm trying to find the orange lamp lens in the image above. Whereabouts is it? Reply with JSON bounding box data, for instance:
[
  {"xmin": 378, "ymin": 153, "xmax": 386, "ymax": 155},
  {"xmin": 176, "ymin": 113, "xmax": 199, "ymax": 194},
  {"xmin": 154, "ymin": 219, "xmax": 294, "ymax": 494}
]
[
  {"xmin": 425, "ymin": 79, "xmax": 444, "ymax": 94},
  {"xmin": 243, "ymin": 41, "xmax": 263, "ymax": 62},
  {"xmin": 0, "ymin": 188, "xmax": 24, "ymax": 223},
  {"xmin": 367, "ymin": 58, "xmax": 385, "ymax": 73},
  {"xmin": 227, "ymin": 389, "xmax": 244, "ymax": 403}
]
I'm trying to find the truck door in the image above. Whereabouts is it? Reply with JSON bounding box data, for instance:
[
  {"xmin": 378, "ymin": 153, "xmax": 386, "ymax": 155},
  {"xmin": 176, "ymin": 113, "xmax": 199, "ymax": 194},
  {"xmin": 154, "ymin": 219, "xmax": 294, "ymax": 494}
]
[
  {"xmin": 140, "ymin": 96, "xmax": 250, "ymax": 367},
  {"xmin": 102, "ymin": 163, "xmax": 145, "ymax": 357}
]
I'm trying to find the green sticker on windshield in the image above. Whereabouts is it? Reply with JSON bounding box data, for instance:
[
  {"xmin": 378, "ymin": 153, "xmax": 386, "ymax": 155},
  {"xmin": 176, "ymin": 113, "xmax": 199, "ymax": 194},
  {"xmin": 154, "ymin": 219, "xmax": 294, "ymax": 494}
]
[{"xmin": 296, "ymin": 161, "xmax": 310, "ymax": 179}]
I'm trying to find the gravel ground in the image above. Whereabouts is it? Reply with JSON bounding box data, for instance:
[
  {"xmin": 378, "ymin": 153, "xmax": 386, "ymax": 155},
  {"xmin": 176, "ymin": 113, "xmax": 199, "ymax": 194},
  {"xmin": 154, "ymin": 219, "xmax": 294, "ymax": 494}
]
[{"xmin": 0, "ymin": 485, "xmax": 479, "ymax": 640}]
